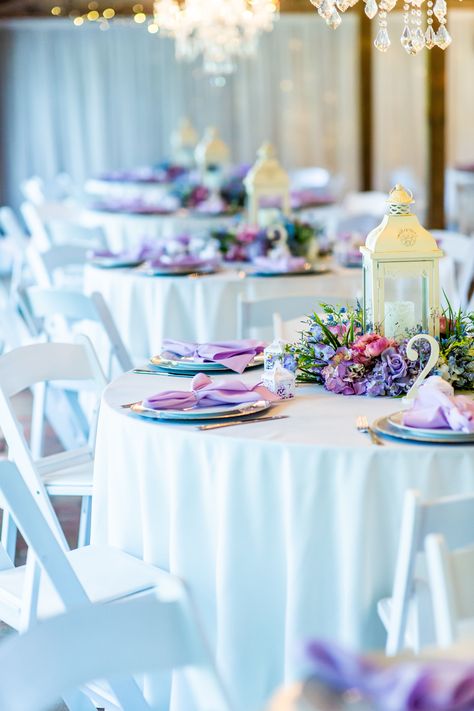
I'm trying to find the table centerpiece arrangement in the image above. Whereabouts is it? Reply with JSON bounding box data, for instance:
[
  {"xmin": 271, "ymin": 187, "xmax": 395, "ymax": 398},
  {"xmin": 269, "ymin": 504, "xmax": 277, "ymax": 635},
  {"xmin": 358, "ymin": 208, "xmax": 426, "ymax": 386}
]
[{"xmin": 287, "ymin": 185, "xmax": 474, "ymax": 398}]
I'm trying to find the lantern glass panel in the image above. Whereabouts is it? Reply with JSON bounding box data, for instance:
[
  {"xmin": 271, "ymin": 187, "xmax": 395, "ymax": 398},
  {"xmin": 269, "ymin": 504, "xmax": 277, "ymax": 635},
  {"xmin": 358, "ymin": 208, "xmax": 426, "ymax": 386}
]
[{"xmin": 382, "ymin": 264, "xmax": 429, "ymax": 340}]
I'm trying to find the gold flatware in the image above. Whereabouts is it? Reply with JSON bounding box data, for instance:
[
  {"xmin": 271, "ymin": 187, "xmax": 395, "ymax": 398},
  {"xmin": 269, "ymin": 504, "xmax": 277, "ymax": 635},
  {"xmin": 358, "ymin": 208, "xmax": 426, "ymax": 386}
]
[
  {"xmin": 198, "ymin": 415, "xmax": 288, "ymax": 431},
  {"xmin": 356, "ymin": 415, "xmax": 384, "ymax": 446}
]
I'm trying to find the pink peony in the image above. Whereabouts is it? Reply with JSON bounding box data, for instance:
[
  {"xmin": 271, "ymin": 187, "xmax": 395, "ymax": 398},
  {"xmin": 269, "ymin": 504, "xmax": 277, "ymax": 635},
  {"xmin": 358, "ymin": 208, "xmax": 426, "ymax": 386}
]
[{"xmin": 351, "ymin": 333, "xmax": 394, "ymax": 364}]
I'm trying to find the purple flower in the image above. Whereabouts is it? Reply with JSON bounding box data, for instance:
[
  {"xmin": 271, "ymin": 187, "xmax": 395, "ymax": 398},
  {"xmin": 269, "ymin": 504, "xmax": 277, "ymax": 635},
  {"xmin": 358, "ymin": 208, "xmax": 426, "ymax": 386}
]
[
  {"xmin": 381, "ymin": 347, "xmax": 408, "ymax": 380},
  {"xmin": 314, "ymin": 343, "xmax": 336, "ymax": 362}
]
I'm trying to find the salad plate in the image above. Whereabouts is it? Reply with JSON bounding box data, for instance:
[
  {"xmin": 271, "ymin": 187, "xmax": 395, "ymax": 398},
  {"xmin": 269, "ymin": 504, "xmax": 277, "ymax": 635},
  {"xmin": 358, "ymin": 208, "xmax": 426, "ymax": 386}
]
[
  {"xmin": 149, "ymin": 353, "xmax": 264, "ymax": 374},
  {"xmin": 372, "ymin": 413, "xmax": 474, "ymax": 444}
]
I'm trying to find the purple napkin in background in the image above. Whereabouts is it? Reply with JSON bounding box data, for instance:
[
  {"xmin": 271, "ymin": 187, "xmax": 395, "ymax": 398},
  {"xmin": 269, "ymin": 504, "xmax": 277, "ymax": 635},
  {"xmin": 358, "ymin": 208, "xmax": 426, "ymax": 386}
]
[
  {"xmin": 194, "ymin": 195, "xmax": 227, "ymax": 215},
  {"xmin": 305, "ymin": 640, "xmax": 474, "ymax": 711},
  {"xmin": 403, "ymin": 376, "xmax": 474, "ymax": 433},
  {"xmin": 161, "ymin": 339, "xmax": 266, "ymax": 374},
  {"xmin": 146, "ymin": 254, "xmax": 220, "ymax": 270},
  {"xmin": 142, "ymin": 372, "xmax": 279, "ymax": 410},
  {"xmin": 253, "ymin": 255, "xmax": 307, "ymax": 273},
  {"xmin": 88, "ymin": 244, "xmax": 157, "ymax": 262}
]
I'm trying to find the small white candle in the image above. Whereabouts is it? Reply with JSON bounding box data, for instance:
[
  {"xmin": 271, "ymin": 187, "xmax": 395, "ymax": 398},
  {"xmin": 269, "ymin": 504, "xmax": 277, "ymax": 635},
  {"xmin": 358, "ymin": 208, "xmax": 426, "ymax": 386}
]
[{"xmin": 384, "ymin": 301, "xmax": 416, "ymax": 340}]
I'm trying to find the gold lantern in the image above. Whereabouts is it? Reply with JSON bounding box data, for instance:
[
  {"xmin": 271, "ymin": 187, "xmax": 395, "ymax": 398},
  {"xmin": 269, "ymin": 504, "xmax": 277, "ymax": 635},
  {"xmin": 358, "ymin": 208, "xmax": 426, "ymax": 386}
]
[
  {"xmin": 170, "ymin": 117, "xmax": 198, "ymax": 168},
  {"xmin": 360, "ymin": 185, "xmax": 443, "ymax": 340}
]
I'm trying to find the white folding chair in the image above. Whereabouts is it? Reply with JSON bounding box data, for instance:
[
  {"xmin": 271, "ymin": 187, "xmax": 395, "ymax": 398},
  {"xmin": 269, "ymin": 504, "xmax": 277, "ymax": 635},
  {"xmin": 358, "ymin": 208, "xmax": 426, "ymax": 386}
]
[
  {"xmin": 21, "ymin": 200, "xmax": 107, "ymax": 252},
  {"xmin": 0, "ymin": 339, "xmax": 107, "ymax": 557},
  {"xmin": 378, "ymin": 489, "xmax": 474, "ymax": 656},
  {"xmin": 20, "ymin": 176, "xmax": 46, "ymax": 206},
  {"xmin": 425, "ymin": 534, "xmax": 474, "ymax": 648},
  {"xmin": 0, "ymin": 207, "xmax": 30, "ymax": 288},
  {"xmin": 0, "ymin": 461, "xmax": 232, "ymax": 711},
  {"xmin": 20, "ymin": 286, "xmax": 133, "ymax": 377},
  {"xmin": 431, "ymin": 230, "xmax": 474, "ymax": 308},
  {"xmin": 237, "ymin": 294, "xmax": 355, "ymax": 340},
  {"xmin": 342, "ymin": 191, "xmax": 387, "ymax": 218},
  {"xmin": 26, "ymin": 242, "xmax": 88, "ymax": 289}
]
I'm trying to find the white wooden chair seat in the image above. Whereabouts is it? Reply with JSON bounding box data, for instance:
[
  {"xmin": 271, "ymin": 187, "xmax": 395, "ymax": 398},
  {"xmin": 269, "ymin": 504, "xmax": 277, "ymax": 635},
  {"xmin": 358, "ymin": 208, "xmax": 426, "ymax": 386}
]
[
  {"xmin": 38, "ymin": 457, "xmax": 93, "ymax": 497},
  {"xmin": 0, "ymin": 545, "xmax": 165, "ymax": 630}
]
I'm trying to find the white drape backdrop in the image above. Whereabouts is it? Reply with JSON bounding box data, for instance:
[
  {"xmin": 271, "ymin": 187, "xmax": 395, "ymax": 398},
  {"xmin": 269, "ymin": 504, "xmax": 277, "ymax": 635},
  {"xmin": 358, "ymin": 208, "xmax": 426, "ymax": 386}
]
[{"xmin": 0, "ymin": 15, "xmax": 360, "ymax": 208}]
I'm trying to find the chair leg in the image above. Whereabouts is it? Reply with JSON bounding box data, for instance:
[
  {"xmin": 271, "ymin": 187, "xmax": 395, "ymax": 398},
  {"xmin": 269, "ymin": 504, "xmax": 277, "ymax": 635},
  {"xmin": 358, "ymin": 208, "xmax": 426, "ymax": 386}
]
[
  {"xmin": 1, "ymin": 510, "xmax": 17, "ymax": 561},
  {"xmin": 30, "ymin": 382, "xmax": 47, "ymax": 460},
  {"xmin": 77, "ymin": 495, "xmax": 92, "ymax": 548}
]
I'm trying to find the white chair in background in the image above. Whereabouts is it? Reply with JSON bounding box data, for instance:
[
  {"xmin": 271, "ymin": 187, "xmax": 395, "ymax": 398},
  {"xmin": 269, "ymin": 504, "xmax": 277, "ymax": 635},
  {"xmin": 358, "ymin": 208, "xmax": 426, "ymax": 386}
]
[
  {"xmin": 288, "ymin": 167, "xmax": 331, "ymax": 190},
  {"xmin": 21, "ymin": 200, "xmax": 107, "ymax": 251},
  {"xmin": 431, "ymin": 230, "xmax": 474, "ymax": 308},
  {"xmin": 0, "ymin": 339, "xmax": 107, "ymax": 557},
  {"xmin": 342, "ymin": 191, "xmax": 387, "ymax": 218},
  {"xmin": 0, "ymin": 207, "xmax": 30, "ymax": 290},
  {"xmin": 237, "ymin": 294, "xmax": 356, "ymax": 341},
  {"xmin": 425, "ymin": 534, "xmax": 474, "ymax": 648},
  {"xmin": 20, "ymin": 286, "xmax": 133, "ymax": 377},
  {"xmin": 26, "ymin": 242, "xmax": 88, "ymax": 289},
  {"xmin": 378, "ymin": 489, "xmax": 474, "ymax": 656},
  {"xmin": 0, "ymin": 461, "xmax": 231, "ymax": 711},
  {"xmin": 20, "ymin": 176, "xmax": 46, "ymax": 206}
]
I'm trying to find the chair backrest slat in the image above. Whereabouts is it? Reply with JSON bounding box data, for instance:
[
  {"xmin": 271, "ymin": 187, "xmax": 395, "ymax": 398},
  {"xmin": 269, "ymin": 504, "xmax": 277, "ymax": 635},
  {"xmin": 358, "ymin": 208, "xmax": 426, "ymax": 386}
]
[
  {"xmin": 237, "ymin": 294, "xmax": 355, "ymax": 338},
  {"xmin": 386, "ymin": 489, "xmax": 474, "ymax": 655},
  {"xmin": 425, "ymin": 534, "xmax": 474, "ymax": 647}
]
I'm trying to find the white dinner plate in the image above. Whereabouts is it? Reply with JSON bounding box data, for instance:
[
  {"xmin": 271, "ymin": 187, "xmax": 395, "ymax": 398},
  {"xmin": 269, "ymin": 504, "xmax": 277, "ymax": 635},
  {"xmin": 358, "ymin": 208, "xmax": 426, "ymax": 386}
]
[
  {"xmin": 138, "ymin": 264, "xmax": 218, "ymax": 277},
  {"xmin": 373, "ymin": 413, "xmax": 474, "ymax": 444},
  {"xmin": 129, "ymin": 399, "xmax": 272, "ymax": 421},
  {"xmin": 90, "ymin": 257, "xmax": 144, "ymax": 269},
  {"xmin": 389, "ymin": 411, "xmax": 474, "ymax": 439},
  {"xmin": 149, "ymin": 353, "xmax": 264, "ymax": 373},
  {"xmin": 248, "ymin": 266, "xmax": 330, "ymax": 278}
]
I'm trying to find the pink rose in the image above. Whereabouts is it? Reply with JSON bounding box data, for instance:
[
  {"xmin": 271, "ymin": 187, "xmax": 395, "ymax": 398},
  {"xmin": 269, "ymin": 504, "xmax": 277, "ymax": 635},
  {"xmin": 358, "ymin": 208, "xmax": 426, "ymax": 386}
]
[{"xmin": 351, "ymin": 333, "xmax": 394, "ymax": 363}]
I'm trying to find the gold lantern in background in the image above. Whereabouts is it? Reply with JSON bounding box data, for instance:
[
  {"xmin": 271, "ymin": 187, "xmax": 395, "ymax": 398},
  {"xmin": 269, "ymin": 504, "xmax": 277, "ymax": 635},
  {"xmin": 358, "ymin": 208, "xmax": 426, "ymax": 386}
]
[{"xmin": 360, "ymin": 185, "xmax": 443, "ymax": 340}]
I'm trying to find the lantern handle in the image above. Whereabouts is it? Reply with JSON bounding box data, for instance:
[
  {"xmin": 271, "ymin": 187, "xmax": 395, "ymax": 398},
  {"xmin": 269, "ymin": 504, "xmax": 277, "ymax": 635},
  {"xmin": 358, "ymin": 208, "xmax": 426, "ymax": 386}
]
[{"xmin": 403, "ymin": 334, "xmax": 440, "ymax": 402}]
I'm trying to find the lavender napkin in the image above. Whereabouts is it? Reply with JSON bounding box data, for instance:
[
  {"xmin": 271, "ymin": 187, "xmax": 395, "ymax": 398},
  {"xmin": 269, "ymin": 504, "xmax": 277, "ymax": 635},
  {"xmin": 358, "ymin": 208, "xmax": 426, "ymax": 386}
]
[
  {"xmin": 147, "ymin": 254, "xmax": 219, "ymax": 270},
  {"xmin": 161, "ymin": 339, "xmax": 266, "ymax": 374},
  {"xmin": 253, "ymin": 255, "xmax": 307, "ymax": 273},
  {"xmin": 305, "ymin": 640, "xmax": 474, "ymax": 711},
  {"xmin": 142, "ymin": 372, "xmax": 279, "ymax": 410},
  {"xmin": 403, "ymin": 376, "xmax": 474, "ymax": 433},
  {"xmin": 88, "ymin": 244, "xmax": 155, "ymax": 262}
]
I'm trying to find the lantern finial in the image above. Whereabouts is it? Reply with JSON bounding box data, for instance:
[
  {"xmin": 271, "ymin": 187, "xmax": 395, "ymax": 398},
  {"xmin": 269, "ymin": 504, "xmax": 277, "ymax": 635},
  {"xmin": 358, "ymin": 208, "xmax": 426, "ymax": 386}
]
[{"xmin": 387, "ymin": 185, "xmax": 414, "ymax": 215}]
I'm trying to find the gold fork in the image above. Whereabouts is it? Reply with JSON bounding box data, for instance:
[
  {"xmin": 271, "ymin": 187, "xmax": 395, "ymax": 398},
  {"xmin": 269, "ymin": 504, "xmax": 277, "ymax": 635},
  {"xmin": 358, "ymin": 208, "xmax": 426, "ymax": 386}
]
[{"xmin": 356, "ymin": 415, "xmax": 384, "ymax": 446}]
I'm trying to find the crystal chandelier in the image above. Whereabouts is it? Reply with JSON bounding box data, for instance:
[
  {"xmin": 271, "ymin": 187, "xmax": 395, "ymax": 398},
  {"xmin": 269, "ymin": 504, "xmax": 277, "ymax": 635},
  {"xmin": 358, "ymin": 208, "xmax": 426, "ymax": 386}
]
[
  {"xmin": 309, "ymin": 0, "xmax": 454, "ymax": 53},
  {"xmin": 153, "ymin": 0, "xmax": 279, "ymax": 74}
]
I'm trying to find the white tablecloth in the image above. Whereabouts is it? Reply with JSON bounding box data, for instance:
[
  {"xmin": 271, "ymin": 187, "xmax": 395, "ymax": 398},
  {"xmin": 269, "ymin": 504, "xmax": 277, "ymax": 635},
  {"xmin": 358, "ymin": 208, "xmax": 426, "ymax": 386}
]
[
  {"xmin": 85, "ymin": 206, "xmax": 341, "ymax": 252},
  {"xmin": 92, "ymin": 370, "xmax": 474, "ymax": 711},
  {"xmin": 85, "ymin": 209, "xmax": 240, "ymax": 252},
  {"xmin": 84, "ymin": 262, "xmax": 362, "ymax": 360}
]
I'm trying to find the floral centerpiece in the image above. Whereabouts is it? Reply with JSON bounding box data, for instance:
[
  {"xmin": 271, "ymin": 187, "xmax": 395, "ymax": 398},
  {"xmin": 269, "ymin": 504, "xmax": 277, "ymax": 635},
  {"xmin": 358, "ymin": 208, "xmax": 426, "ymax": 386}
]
[
  {"xmin": 211, "ymin": 218, "xmax": 323, "ymax": 262},
  {"xmin": 288, "ymin": 301, "xmax": 474, "ymax": 396}
]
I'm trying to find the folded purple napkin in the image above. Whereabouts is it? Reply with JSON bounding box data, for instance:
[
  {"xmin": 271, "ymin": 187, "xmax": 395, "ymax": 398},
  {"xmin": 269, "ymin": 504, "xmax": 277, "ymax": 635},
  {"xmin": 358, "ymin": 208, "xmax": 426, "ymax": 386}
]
[
  {"xmin": 147, "ymin": 254, "xmax": 219, "ymax": 270},
  {"xmin": 161, "ymin": 339, "xmax": 266, "ymax": 374},
  {"xmin": 88, "ymin": 244, "xmax": 155, "ymax": 262},
  {"xmin": 253, "ymin": 255, "xmax": 307, "ymax": 273},
  {"xmin": 305, "ymin": 640, "xmax": 474, "ymax": 711},
  {"xmin": 403, "ymin": 376, "xmax": 474, "ymax": 433},
  {"xmin": 142, "ymin": 372, "xmax": 279, "ymax": 410},
  {"xmin": 194, "ymin": 195, "xmax": 227, "ymax": 214}
]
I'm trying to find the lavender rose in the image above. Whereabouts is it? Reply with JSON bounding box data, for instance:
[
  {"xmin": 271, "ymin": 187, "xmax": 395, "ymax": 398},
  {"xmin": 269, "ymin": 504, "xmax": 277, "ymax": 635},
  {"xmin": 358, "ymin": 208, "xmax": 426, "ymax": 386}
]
[{"xmin": 381, "ymin": 347, "xmax": 408, "ymax": 380}]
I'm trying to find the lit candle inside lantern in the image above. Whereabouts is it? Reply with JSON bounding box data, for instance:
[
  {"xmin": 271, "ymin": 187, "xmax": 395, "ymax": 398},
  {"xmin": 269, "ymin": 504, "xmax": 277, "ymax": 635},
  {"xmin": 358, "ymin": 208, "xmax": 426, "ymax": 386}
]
[{"xmin": 384, "ymin": 301, "xmax": 415, "ymax": 340}]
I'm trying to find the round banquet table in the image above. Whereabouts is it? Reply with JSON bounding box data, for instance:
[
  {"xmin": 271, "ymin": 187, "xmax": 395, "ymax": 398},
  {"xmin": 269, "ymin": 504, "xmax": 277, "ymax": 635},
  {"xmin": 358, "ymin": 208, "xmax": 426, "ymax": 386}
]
[
  {"xmin": 83, "ymin": 261, "xmax": 363, "ymax": 360},
  {"xmin": 85, "ymin": 208, "xmax": 239, "ymax": 252},
  {"xmin": 92, "ymin": 369, "xmax": 474, "ymax": 711}
]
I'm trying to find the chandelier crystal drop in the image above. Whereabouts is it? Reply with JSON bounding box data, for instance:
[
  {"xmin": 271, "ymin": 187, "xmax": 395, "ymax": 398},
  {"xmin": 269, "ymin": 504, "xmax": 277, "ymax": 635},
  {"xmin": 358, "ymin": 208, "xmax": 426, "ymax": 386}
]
[
  {"xmin": 308, "ymin": 0, "xmax": 457, "ymax": 53},
  {"xmin": 153, "ymin": 0, "xmax": 279, "ymax": 75}
]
